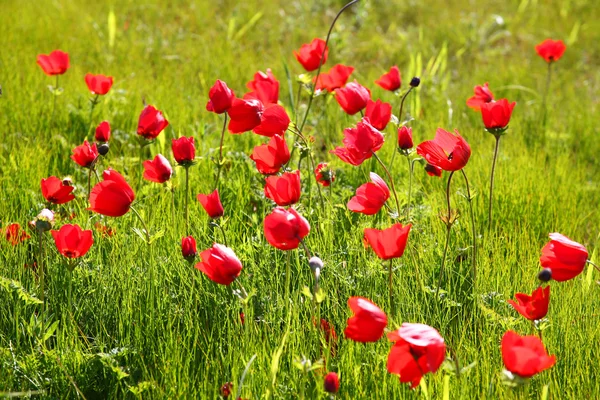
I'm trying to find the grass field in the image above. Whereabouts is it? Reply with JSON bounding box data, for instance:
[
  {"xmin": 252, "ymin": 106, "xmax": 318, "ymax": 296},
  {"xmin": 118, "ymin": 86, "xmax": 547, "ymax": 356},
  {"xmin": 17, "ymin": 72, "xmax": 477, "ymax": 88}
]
[{"xmin": 1, "ymin": 0, "xmax": 600, "ymax": 398}]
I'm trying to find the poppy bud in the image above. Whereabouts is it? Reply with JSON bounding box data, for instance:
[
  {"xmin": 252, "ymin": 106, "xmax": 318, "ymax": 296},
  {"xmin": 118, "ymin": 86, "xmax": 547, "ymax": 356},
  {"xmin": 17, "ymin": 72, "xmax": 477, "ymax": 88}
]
[
  {"xmin": 35, "ymin": 209, "xmax": 55, "ymax": 233},
  {"xmin": 324, "ymin": 372, "xmax": 340, "ymax": 394},
  {"xmin": 309, "ymin": 256, "xmax": 323, "ymax": 271},
  {"xmin": 410, "ymin": 77, "xmax": 421, "ymax": 87},
  {"xmin": 538, "ymin": 268, "xmax": 552, "ymax": 282},
  {"xmin": 181, "ymin": 236, "xmax": 197, "ymax": 262},
  {"xmin": 98, "ymin": 143, "xmax": 110, "ymax": 156}
]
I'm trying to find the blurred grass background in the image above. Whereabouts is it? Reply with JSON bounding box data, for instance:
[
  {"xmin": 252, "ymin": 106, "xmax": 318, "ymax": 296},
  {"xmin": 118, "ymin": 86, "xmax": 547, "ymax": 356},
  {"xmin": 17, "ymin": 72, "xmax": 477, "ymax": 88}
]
[{"xmin": 1, "ymin": 0, "xmax": 600, "ymax": 398}]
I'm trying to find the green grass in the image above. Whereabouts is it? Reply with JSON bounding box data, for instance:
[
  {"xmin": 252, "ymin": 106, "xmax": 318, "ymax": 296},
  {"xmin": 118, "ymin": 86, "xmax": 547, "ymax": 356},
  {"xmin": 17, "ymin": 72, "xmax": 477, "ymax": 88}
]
[{"xmin": 1, "ymin": 0, "xmax": 600, "ymax": 398}]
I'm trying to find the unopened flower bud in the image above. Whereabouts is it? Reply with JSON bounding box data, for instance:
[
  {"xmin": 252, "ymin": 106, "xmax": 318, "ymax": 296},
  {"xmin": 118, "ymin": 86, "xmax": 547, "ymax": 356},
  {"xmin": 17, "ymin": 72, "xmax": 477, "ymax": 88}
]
[
  {"xmin": 35, "ymin": 208, "xmax": 55, "ymax": 233},
  {"xmin": 309, "ymin": 256, "xmax": 323, "ymax": 271},
  {"xmin": 410, "ymin": 76, "xmax": 421, "ymax": 87},
  {"xmin": 98, "ymin": 143, "xmax": 110, "ymax": 156},
  {"xmin": 62, "ymin": 177, "xmax": 73, "ymax": 186},
  {"xmin": 538, "ymin": 268, "xmax": 552, "ymax": 282}
]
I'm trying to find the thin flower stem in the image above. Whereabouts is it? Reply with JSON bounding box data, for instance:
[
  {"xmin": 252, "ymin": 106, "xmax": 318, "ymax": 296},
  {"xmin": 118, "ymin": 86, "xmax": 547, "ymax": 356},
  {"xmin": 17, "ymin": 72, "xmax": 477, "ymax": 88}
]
[
  {"xmin": 299, "ymin": 239, "xmax": 312, "ymax": 259},
  {"xmin": 371, "ymin": 151, "xmax": 401, "ymax": 216},
  {"xmin": 214, "ymin": 221, "xmax": 228, "ymax": 247},
  {"xmin": 396, "ymin": 87, "xmax": 414, "ymax": 125},
  {"xmin": 51, "ymin": 75, "xmax": 59, "ymax": 127},
  {"xmin": 388, "ymin": 258, "xmax": 394, "ymax": 317},
  {"xmin": 406, "ymin": 155, "xmax": 413, "ymax": 221},
  {"xmin": 291, "ymin": 127, "xmax": 325, "ymax": 210},
  {"xmin": 215, "ymin": 114, "xmax": 228, "ymax": 190},
  {"xmin": 587, "ymin": 260, "xmax": 600, "ymax": 273},
  {"xmin": 185, "ymin": 166, "xmax": 190, "ymax": 236},
  {"xmin": 488, "ymin": 135, "xmax": 501, "ymax": 233},
  {"xmin": 436, "ymin": 171, "xmax": 455, "ymax": 293},
  {"xmin": 38, "ymin": 229, "xmax": 46, "ymax": 335},
  {"xmin": 461, "ymin": 169, "xmax": 477, "ymax": 290},
  {"xmin": 130, "ymin": 205, "xmax": 150, "ymax": 244},
  {"xmin": 87, "ymin": 94, "xmax": 99, "ymax": 140},
  {"xmin": 298, "ymin": 0, "xmax": 360, "ymax": 134},
  {"xmin": 541, "ymin": 62, "xmax": 553, "ymax": 133}
]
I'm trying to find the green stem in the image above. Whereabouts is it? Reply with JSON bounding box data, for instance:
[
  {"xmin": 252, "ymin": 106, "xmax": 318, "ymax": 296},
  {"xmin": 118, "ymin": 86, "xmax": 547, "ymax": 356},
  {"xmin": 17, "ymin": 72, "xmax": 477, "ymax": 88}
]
[
  {"xmin": 212, "ymin": 221, "xmax": 228, "ymax": 247},
  {"xmin": 215, "ymin": 114, "xmax": 228, "ymax": 190},
  {"xmin": 396, "ymin": 87, "xmax": 414, "ymax": 125},
  {"xmin": 406, "ymin": 156, "xmax": 413, "ymax": 221},
  {"xmin": 488, "ymin": 135, "xmax": 500, "ymax": 233},
  {"xmin": 388, "ymin": 258, "xmax": 395, "ymax": 317},
  {"xmin": 291, "ymin": 128, "xmax": 325, "ymax": 210},
  {"xmin": 541, "ymin": 62, "xmax": 552, "ymax": 133},
  {"xmin": 87, "ymin": 94, "xmax": 99, "ymax": 140},
  {"xmin": 461, "ymin": 169, "xmax": 477, "ymax": 290},
  {"xmin": 371, "ymin": 151, "xmax": 401, "ymax": 216},
  {"xmin": 587, "ymin": 260, "xmax": 600, "ymax": 274},
  {"xmin": 185, "ymin": 166, "xmax": 190, "ymax": 236},
  {"xmin": 130, "ymin": 205, "xmax": 150, "ymax": 244},
  {"xmin": 298, "ymin": 0, "xmax": 360, "ymax": 134},
  {"xmin": 38, "ymin": 229, "xmax": 46, "ymax": 335},
  {"xmin": 436, "ymin": 171, "xmax": 455, "ymax": 293}
]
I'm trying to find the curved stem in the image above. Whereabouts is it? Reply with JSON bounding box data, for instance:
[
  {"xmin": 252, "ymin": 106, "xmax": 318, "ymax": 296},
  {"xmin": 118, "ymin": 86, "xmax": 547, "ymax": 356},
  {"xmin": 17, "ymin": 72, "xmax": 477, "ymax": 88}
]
[
  {"xmin": 396, "ymin": 87, "xmax": 414, "ymax": 125},
  {"xmin": 298, "ymin": 0, "xmax": 360, "ymax": 133},
  {"xmin": 371, "ymin": 151, "xmax": 401, "ymax": 216},
  {"xmin": 436, "ymin": 171, "xmax": 455, "ymax": 293},
  {"xmin": 130, "ymin": 205, "xmax": 150, "ymax": 244},
  {"xmin": 461, "ymin": 169, "xmax": 477, "ymax": 290},
  {"xmin": 488, "ymin": 135, "xmax": 501, "ymax": 233},
  {"xmin": 215, "ymin": 114, "xmax": 228, "ymax": 190},
  {"xmin": 298, "ymin": 239, "xmax": 312, "ymax": 259},
  {"xmin": 587, "ymin": 260, "xmax": 600, "ymax": 273}
]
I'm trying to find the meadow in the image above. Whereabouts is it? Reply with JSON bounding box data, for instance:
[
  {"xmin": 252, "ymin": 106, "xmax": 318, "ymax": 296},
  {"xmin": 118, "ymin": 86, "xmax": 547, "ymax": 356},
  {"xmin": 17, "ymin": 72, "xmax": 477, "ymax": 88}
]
[{"xmin": 1, "ymin": 0, "xmax": 600, "ymax": 398}]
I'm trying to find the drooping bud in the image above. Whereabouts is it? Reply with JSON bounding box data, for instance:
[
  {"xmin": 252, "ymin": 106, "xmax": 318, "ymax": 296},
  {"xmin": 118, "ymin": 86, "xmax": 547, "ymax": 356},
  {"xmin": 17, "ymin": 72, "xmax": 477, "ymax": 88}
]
[
  {"xmin": 410, "ymin": 76, "xmax": 421, "ymax": 88},
  {"xmin": 538, "ymin": 268, "xmax": 552, "ymax": 282},
  {"xmin": 98, "ymin": 143, "xmax": 110, "ymax": 156}
]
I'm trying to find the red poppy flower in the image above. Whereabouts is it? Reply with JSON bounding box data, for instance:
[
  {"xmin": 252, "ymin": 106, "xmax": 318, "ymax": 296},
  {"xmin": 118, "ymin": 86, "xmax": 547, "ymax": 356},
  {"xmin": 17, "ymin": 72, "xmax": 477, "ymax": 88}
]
[
  {"xmin": 330, "ymin": 118, "xmax": 384, "ymax": 166},
  {"xmin": 348, "ymin": 172, "xmax": 390, "ymax": 215},
  {"xmin": 252, "ymin": 104, "xmax": 290, "ymax": 137},
  {"xmin": 197, "ymin": 189, "xmax": 224, "ymax": 219},
  {"xmin": 375, "ymin": 66, "xmax": 401, "ymax": 92},
  {"xmin": 501, "ymin": 331, "xmax": 556, "ymax": 378},
  {"xmin": 315, "ymin": 162, "xmax": 335, "ymax": 187},
  {"xmin": 416, "ymin": 128, "xmax": 471, "ymax": 172},
  {"xmin": 172, "ymin": 136, "xmax": 195, "ymax": 166},
  {"xmin": 387, "ymin": 323, "xmax": 446, "ymax": 388},
  {"xmin": 481, "ymin": 99, "xmax": 516, "ymax": 131},
  {"xmin": 466, "ymin": 83, "xmax": 494, "ymax": 111},
  {"xmin": 37, "ymin": 50, "xmax": 69, "ymax": 76},
  {"xmin": 344, "ymin": 297, "xmax": 387, "ymax": 343},
  {"xmin": 137, "ymin": 105, "xmax": 169, "ymax": 140},
  {"xmin": 264, "ymin": 170, "xmax": 301, "ymax": 206},
  {"xmin": 397, "ymin": 126, "xmax": 413, "ymax": 150},
  {"xmin": 84, "ymin": 73, "xmax": 113, "ymax": 95},
  {"xmin": 71, "ymin": 140, "xmax": 98, "ymax": 168},
  {"xmin": 264, "ymin": 207, "xmax": 310, "ymax": 250},
  {"xmin": 507, "ymin": 286, "xmax": 550, "ymax": 321},
  {"xmin": 365, "ymin": 99, "xmax": 392, "ymax": 131},
  {"xmin": 335, "ymin": 81, "xmax": 371, "ymax": 115},
  {"xmin": 535, "ymin": 39, "xmax": 566, "ymax": 63},
  {"xmin": 294, "ymin": 38, "xmax": 328, "ymax": 72},
  {"xmin": 4, "ymin": 223, "xmax": 30, "ymax": 245},
  {"xmin": 181, "ymin": 236, "xmax": 197, "ymax": 260},
  {"xmin": 324, "ymin": 372, "xmax": 339, "ymax": 394},
  {"xmin": 195, "ymin": 243, "xmax": 243, "ymax": 285},
  {"xmin": 364, "ymin": 223, "xmax": 411, "ymax": 260},
  {"xmin": 246, "ymin": 69, "xmax": 279, "ymax": 105},
  {"xmin": 424, "ymin": 164, "xmax": 442, "ymax": 177},
  {"xmin": 314, "ymin": 64, "xmax": 354, "ymax": 92},
  {"xmin": 95, "ymin": 121, "xmax": 111, "ymax": 142},
  {"xmin": 250, "ymin": 134, "xmax": 290, "ymax": 175},
  {"xmin": 540, "ymin": 233, "xmax": 588, "ymax": 281},
  {"xmin": 143, "ymin": 154, "xmax": 173, "ymax": 183},
  {"xmin": 227, "ymin": 98, "xmax": 264, "ymax": 134},
  {"xmin": 88, "ymin": 169, "xmax": 135, "ymax": 217},
  {"xmin": 206, "ymin": 80, "xmax": 235, "ymax": 114},
  {"xmin": 41, "ymin": 176, "xmax": 75, "ymax": 204},
  {"xmin": 51, "ymin": 224, "xmax": 93, "ymax": 259}
]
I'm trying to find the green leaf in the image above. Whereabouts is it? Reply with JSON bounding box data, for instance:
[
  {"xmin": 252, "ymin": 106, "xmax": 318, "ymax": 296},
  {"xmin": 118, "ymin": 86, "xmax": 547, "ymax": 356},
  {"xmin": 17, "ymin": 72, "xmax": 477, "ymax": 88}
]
[
  {"xmin": 0, "ymin": 276, "xmax": 43, "ymax": 305},
  {"xmin": 301, "ymin": 286, "xmax": 313, "ymax": 300},
  {"xmin": 315, "ymin": 287, "xmax": 326, "ymax": 304},
  {"xmin": 43, "ymin": 320, "xmax": 60, "ymax": 342}
]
